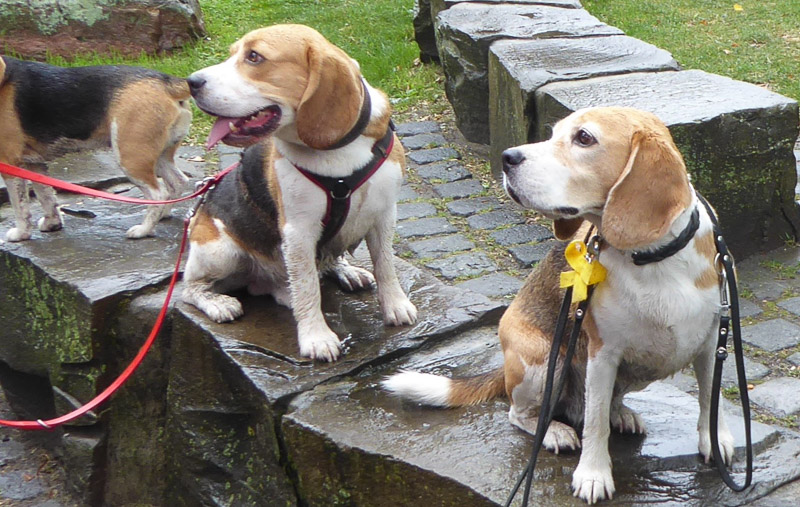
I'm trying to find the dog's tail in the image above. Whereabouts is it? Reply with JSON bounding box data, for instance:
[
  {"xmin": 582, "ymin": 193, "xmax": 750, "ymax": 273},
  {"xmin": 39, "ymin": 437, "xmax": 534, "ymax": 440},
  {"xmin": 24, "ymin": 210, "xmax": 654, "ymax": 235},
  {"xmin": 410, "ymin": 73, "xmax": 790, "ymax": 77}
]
[{"xmin": 381, "ymin": 367, "xmax": 505, "ymax": 407}]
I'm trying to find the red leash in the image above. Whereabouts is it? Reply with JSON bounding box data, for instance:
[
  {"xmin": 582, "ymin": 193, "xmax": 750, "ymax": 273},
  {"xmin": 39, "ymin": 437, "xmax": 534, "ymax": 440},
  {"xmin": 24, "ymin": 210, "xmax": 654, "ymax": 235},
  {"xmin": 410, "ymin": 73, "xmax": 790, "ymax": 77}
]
[{"xmin": 0, "ymin": 160, "xmax": 238, "ymax": 430}]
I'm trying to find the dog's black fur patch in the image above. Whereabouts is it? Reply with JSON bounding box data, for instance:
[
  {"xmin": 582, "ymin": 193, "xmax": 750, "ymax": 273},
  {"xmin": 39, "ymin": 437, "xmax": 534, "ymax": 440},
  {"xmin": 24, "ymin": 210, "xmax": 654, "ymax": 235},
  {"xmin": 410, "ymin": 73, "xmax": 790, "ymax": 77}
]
[
  {"xmin": 2, "ymin": 56, "xmax": 181, "ymax": 143},
  {"xmin": 204, "ymin": 143, "xmax": 282, "ymax": 257}
]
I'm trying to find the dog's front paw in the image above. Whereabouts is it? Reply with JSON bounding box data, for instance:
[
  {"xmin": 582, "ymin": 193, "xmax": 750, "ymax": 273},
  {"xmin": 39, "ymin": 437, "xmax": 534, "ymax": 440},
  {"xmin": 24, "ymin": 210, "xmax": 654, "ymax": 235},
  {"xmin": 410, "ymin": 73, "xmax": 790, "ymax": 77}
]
[
  {"xmin": 572, "ymin": 460, "xmax": 615, "ymax": 504},
  {"xmin": 382, "ymin": 295, "xmax": 417, "ymax": 326},
  {"xmin": 37, "ymin": 216, "xmax": 63, "ymax": 232},
  {"xmin": 610, "ymin": 404, "xmax": 646, "ymax": 434},
  {"xmin": 542, "ymin": 420, "xmax": 581, "ymax": 454},
  {"xmin": 126, "ymin": 224, "xmax": 155, "ymax": 239},
  {"xmin": 298, "ymin": 328, "xmax": 342, "ymax": 362},
  {"xmin": 698, "ymin": 425, "xmax": 735, "ymax": 465},
  {"xmin": 5, "ymin": 227, "xmax": 32, "ymax": 242}
]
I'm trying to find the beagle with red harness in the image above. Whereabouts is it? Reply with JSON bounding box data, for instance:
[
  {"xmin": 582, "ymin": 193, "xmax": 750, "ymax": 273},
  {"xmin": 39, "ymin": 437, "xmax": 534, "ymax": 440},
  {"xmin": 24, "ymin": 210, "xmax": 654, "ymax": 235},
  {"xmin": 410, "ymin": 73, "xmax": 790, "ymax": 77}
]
[
  {"xmin": 0, "ymin": 55, "xmax": 192, "ymax": 242},
  {"xmin": 384, "ymin": 107, "xmax": 735, "ymax": 503},
  {"xmin": 182, "ymin": 25, "xmax": 417, "ymax": 362}
]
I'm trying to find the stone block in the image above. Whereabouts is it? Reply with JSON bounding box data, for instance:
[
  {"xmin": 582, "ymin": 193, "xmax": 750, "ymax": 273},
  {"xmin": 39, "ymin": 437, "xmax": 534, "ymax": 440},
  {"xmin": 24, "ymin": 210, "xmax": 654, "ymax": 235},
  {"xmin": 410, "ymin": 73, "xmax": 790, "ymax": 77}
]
[
  {"xmin": 536, "ymin": 70, "xmax": 800, "ymax": 258},
  {"xmin": 433, "ymin": 179, "xmax": 484, "ymax": 199},
  {"xmin": 721, "ymin": 356, "xmax": 769, "ymax": 387},
  {"xmin": 425, "ymin": 251, "xmax": 498, "ymax": 279},
  {"xmin": 396, "ymin": 202, "xmax": 438, "ymax": 220},
  {"xmin": 787, "ymin": 352, "xmax": 800, "ymax": 367},
  {"xmin": 466, "ymin": 209, "xmax": 526, "ymax": 230},
  {"xmin": 446, "ymin": 196, "xmax": 502, "ymax": 216},
  {"xmin": 488, "ymin": 35, "xmax": 679, "ymax": 177},
  {"xmin": 413, "ymin": 0, "xmax": 439, "ymax": 63},
  {"xmin": 457, "ymin": 272, "xmax": 523, "ymax": 298},
  {"xmin": 402, "ymin": 132, "xmax": 448, "ymax": 150},
  {"xmin": 167, "ymin": 251, "xmax": 503, "ymax": 505},
  {"xmin": 408, "ymin": 146, "xmax": 460, "ymax": 165},
  {"xmin": 408, "ymin": 234, "xmax": 475, "ymax": 258},
  {"xmin": 509, "ymin": 240, "xmax": 556, "ymax": 267},
  {"xmin": 750, "ymin": 378, "xmax": 800, "ymax": 417},
  {"xmin": 436, "ymin": 3, "xmax": 620, "ymax": 143},
  {"xmin": 490, "ymin": 223, "xmax": 553, "ymax": 246},
  {"xmin": 0, "ymin": 0, "xmax": 206, "ymax": 59},
  {"xmin": 396, "ymin": 217, "xmax": 458, "ymax": 238},
  {"xmin": 284, "ymin": 328, "xmax": 795, "ymax": 506},
  {"xmin": 395, "ymin": 121, "xmax": 440, "ymax": 137},
  {"xmin": 416, "ymin": 161, "xmax": 471, "ymax": 183},
  {"xmin": 741, "ymin": 319, "xmax": 800, "ymax": 352}
]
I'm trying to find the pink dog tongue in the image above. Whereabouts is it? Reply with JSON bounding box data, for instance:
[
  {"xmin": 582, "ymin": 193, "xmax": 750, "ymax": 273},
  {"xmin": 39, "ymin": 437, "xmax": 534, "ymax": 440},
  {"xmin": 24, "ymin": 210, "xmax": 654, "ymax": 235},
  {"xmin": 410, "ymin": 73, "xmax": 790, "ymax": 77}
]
[{"xmin": 207, "ymin": 117, "xmax": 237, "ymax": 149}]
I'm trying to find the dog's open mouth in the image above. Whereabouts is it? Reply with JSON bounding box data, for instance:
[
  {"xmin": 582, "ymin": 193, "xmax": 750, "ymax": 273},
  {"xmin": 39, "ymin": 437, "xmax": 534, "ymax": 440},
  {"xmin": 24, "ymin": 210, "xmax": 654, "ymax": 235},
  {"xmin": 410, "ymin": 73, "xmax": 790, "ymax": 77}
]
[{"xmin": 206, "ymin": 105, "xmax": 282, "ymax": 149}]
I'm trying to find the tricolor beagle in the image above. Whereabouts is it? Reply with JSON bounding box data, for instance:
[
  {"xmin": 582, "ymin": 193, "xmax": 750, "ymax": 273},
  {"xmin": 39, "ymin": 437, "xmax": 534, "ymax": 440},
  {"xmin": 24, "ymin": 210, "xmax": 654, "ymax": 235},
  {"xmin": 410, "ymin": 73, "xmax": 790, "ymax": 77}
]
[
  {"xmin": 182, "ymin": 25, "xmax": 417, "ymax": 362},
  {"xmin": 384, "ymin": 108, "xmax": 735, "ymax": 503},
  {"xmin": 0, "ymin": 55, "xmax": 192, "ymax": 241}
]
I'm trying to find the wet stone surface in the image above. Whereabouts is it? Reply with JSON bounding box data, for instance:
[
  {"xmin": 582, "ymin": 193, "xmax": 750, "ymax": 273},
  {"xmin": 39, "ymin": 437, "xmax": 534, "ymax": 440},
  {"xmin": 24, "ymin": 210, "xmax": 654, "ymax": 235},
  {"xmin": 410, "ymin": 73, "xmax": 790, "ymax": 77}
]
[
  {"xmin": 425, "ymin": 251, "xmax": 498, "ymax": 279},
  {"xmin": 749, "ymin": 378, "xmax": 800, "ymax": 417},
  {"xmin": 284, "ymin": 327, "xmax": 800, "ymax": 506},
  {"xmin": 456, "ymin": 272, "xmax": 523, "ymax": 298}
]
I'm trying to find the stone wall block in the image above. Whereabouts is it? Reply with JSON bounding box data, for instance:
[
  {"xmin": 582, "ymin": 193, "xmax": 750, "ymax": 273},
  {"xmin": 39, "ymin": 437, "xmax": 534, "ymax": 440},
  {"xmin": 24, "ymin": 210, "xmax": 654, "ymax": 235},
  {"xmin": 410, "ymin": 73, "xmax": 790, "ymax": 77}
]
[
  {"xmin": 0, "ymin": 0, "xmax": 205, "ymax": 60},
  {"xmin": 488, "ymin": 36, "xmax": 680, "ymax": 177},
  {"xmin": 436, "ymin": 3, "xmax": 621, "ymax": 143},
  {"xmin": 536, "ymin": 70, "xmax": 800, "ymax": 257}
]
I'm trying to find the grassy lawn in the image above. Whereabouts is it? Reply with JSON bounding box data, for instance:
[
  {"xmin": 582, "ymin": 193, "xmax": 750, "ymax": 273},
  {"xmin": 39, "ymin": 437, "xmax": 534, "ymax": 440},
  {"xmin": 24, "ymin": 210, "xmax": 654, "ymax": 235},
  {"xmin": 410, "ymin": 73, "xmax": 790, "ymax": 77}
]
[
  {"xmin": 584, "ymin": 0, "xmax": 800, "ymax": 102},
  {"xmin": 46, "ymin": 0, "xmax": 442, "ymax": 142}
]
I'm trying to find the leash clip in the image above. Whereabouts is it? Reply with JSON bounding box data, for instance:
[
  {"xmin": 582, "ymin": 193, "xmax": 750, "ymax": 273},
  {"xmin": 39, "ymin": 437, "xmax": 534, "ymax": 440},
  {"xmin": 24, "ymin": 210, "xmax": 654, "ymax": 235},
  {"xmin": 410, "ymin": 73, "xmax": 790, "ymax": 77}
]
[{"xmin": 716, "ymin": 253, "xmax": 731, "ymax": 316}]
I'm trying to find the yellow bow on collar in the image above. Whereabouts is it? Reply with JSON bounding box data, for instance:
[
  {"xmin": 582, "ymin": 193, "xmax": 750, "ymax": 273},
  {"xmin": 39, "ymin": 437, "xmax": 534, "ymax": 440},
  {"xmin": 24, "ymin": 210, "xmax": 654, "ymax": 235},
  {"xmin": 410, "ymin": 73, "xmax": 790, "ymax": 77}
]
[{"xmin": 560, "ymin": 239, "xmax": 607, "ymax": 303}]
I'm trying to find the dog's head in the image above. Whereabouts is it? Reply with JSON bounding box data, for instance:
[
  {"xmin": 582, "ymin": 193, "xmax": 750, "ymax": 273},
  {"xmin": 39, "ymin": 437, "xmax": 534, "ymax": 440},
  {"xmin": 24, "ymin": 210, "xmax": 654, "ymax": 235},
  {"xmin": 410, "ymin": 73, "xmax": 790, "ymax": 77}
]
[
  {"xmin": 502, "ymin": 107, "xmax": 692, "ymax": 250},
  {"xmin": 188, "ymin": 24, "xmax": 365, "ymax": 150}
]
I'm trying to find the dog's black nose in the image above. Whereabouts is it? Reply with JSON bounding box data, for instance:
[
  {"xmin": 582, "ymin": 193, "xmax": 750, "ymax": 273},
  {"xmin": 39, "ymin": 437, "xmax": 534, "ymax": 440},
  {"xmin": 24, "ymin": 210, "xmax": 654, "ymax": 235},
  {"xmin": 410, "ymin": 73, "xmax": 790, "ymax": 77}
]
[
  {"xmin": 187, "ymin": 75, "xmax": 206, "ymax": 95},
  {"xmin": 502, "ymin": 148, "xmax": 525, "ymax": 173}
]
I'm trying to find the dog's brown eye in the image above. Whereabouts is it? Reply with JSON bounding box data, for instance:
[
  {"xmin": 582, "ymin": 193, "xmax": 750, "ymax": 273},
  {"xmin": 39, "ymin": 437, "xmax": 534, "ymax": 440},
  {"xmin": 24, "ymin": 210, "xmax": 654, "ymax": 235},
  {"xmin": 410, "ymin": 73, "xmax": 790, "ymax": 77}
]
[
  {"xmin": 574, "ymin": 129, "xmax": 596, "ymax": 147},
  {"xmin": 245, "ymin": 50, "xmax": 264, "ymax": 64}
]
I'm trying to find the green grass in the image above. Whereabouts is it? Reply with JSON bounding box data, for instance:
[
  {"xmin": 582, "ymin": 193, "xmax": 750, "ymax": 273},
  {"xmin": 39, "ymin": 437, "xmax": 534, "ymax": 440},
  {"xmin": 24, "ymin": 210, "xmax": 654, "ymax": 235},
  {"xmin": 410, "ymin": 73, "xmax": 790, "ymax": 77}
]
[
  {"xmin": 41, "ymin": 0, "xmax": 442, "ymax": 142},
  {"xmin": 584, "ymin": 0, "xmax": 800, "ymax": 102}
]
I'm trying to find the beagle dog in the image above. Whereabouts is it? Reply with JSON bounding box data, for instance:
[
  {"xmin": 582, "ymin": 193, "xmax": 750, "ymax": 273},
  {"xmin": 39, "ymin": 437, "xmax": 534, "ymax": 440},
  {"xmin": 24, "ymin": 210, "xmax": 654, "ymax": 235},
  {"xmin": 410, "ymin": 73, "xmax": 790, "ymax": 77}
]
[
  {"xmin": 0, "ymin": 56, "xmax": 192, "ymax": 242},
  {"xmin": 182, "ymin": 25, "xmax": 417, "ymax": 362},
  {"xmin": 384, "ymin": 107, "xmax": 735, "ymax": 503}
]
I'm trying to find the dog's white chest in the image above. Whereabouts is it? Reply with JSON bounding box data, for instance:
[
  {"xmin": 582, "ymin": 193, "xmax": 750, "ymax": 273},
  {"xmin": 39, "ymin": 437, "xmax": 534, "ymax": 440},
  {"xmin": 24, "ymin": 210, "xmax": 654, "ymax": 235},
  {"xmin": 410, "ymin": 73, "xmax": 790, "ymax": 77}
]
[{"xmin": 592, "ymin": 253, "xmax": 720, "ymax": 379}]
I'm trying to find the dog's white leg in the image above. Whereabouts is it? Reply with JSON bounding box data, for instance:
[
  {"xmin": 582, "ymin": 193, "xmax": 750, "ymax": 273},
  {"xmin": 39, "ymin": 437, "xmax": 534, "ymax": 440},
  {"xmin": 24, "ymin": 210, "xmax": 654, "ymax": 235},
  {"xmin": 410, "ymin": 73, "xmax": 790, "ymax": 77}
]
[
  {"xmin": 181, "ymin": 236, "xmax": 245, "ymax": 322},
  {"xmin": 694, "ymin": 339, "xmax": 735, "ymax": 465},
  {"xmin": 3, "ymin": 176, "xmax": 33, "ymax": 242},
  {"xmin": 156, "ymin": 150, "xmax": 189, "ymax": 220},
  {"xmin": 572, "ymin": 353, "xmax": 618, "ymax": 504},
  {"xmin": 125, "ymin": 182, "xmax": 169, "ymax": 239},
  {"xmin": 365, "ymin": 210, "xmax": 417, "ymax": 326},
  {"xmin": 31, "ymin": 181, "xmax": 63, "ymax": 233},
  {"xmin": 282, "ymin": 223, "xmax": 342, "ymax": 361},
  {"xmin": 325, "ymin": 255, "xmax": 375, "ymax": 292}
]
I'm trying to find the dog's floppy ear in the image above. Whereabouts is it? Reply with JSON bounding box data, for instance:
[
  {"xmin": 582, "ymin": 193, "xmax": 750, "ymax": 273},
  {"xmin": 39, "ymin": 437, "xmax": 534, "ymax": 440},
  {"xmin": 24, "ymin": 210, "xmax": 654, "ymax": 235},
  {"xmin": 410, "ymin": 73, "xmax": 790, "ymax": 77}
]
[
  {"xmin": 601, "ymin": 128, "xmax": 692, "ymax": 250},
  {"xmin": 553, "ymin": 217, "xmax": 584, "ymax": 240},
  {"xmin": 296, "ymin": 41, "xmax": 363, "ymax": 150}
]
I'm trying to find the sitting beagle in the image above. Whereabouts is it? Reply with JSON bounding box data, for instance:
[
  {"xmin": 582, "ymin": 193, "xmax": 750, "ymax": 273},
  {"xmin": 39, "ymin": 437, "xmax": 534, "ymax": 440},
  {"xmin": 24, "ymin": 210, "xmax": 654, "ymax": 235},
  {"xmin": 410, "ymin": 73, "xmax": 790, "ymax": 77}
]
[
  {"xmin": 384, "ymin": 107, "xmax": 734, "ymax": 503},
  {"xmin": 182, "ymin": 25, "xmax": 417, "ymax": 362},
  {"xmin": 0, "ymin": 55, "xmax": 192, "ymax": 242}
]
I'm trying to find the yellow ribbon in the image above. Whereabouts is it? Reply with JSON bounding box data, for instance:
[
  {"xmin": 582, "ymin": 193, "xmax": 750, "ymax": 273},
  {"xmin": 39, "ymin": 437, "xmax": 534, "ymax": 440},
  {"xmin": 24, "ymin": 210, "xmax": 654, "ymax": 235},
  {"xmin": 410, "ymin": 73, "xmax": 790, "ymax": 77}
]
[{"xmin": 560, "ymin": 240, "xmax": 607, "ymax": 303}]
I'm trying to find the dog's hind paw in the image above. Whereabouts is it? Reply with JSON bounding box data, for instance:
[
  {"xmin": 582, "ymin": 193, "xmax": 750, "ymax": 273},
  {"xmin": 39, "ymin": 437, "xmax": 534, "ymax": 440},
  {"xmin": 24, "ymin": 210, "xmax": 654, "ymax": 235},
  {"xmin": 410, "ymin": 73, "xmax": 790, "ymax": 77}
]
[
  {"xmin": 572, "ymin": 460, "xmax": 615, "ymax": 504},
  {"xmin": 298, "ymin": 328, "xmax": 342, "ymax": 362},
  {"xmin": 611, "ymin": 404, "xmax": 646, "ymax": 434},
  {"xmin": 37, "ymin": 216, "xmax": 63, "ymax": 232},
  {"xmin": 126, "ymin": 224, "xmax": 155, "ymax": 239},
  {"xmin": 332, "ymin": 263, "xmax": 375, "ymax": 292},
  {"xmin": 5, "ymin": 227, "xmax": 32, "ymax": 242},
  {"xmin": 199, "ymin": 294, "xmax": 244, "ymax": 323}
]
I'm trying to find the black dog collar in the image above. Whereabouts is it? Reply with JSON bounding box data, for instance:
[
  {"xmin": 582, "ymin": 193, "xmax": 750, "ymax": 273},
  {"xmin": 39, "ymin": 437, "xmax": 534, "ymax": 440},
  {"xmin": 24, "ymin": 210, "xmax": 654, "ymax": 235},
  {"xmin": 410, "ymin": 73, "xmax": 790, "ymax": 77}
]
[
  {"xmin": 325, "ymin": 78, "xmax": 372, "ymax": 151},
  {"xmin": 631, "ymin": 205, "xmax": 701, "ymax": 266}
]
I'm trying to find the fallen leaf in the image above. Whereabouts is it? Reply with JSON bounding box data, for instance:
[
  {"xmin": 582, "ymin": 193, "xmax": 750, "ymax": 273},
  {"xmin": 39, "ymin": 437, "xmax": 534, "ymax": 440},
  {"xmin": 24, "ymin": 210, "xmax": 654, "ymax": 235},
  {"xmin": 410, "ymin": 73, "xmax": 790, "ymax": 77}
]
[
  {"xmin": 734, "ymin": 4, "xmax": 744, "ymax": 11},
  {"xmin": 747, "ymin": 384, "xmax": 755, "ymax": 390},
  {"xmin": 187, "ymin": 156, "xmax": 205, "ymax": 162}
]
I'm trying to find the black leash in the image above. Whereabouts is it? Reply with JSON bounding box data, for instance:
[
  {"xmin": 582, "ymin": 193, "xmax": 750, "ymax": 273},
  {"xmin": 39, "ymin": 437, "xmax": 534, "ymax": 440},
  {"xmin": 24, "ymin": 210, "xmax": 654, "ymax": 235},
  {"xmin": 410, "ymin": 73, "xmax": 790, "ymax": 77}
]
[
  {"xmin": 699, "ymin": 194, "xmax": 753, "ymax": 491},
  {"xmin": 505, "ymin": 231, "xmax": 599, "ymax": 507},
  {"xmin": 506, "ymin": 196, "xmax": 753, "ymax": 505}
]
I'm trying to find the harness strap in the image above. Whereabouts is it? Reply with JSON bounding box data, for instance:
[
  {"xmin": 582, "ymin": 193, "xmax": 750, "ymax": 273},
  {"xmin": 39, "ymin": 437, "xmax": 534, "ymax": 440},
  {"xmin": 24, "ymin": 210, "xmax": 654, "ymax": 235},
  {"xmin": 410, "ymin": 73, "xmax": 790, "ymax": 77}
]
[
  {"xmin": 295, "ymin": 124, "xmax": 395, "ymax": 249},
  {"xmin": 697, "ymin": 193, "xmax": 753, "ymax": 491}
]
